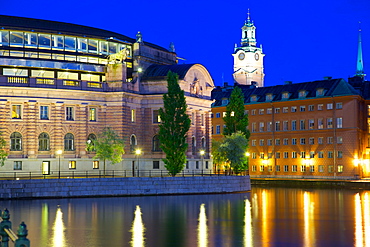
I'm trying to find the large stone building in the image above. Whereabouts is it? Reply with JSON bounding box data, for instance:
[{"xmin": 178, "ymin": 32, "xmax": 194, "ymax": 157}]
[
  {"xmin": 212, "ymin": 25, "xmax": 369, "ymax": 179},
  {"xmin": 0, "ymin": 15, "xmax": 214, "ymax": 175}
]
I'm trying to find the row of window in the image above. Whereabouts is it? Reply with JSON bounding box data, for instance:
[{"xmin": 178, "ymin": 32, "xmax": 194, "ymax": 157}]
[
  {"xmin": 251, "ymin": 118, "xmax": 343, "ymax": 133},
  {"xmin": 250, "ymin": 150, "xmax": 343, "ymax": 159},
  {"xmin": 13, "ymin": 160, "xmax": 210, "ymax": 171},
  {"xmin": 11, "ymin": 105, "xmax": 97, "ymax": 121},
  {"xmin": 251, "ymin": 136, "xmax": 343, "ymax": 146},
  {"xmin": 0, "ymin": 30, "xmax": 132, "ymax": 56},
  {"xmin": 251, "ymin": 164, "xmax": 344, "ymax": 173},
  {"xmin": 213, "ymin": 102, "xmax": 343, "ymax": 119}
]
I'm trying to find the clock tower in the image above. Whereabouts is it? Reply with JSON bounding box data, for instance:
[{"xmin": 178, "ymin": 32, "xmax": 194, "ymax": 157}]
[{"xmin": 232, "ymin": 11, "xmax": 265, "ymax": 87}]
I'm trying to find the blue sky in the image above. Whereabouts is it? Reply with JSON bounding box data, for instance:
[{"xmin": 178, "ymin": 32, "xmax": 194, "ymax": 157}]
[{"xmin": 2, "ymin": 0, "xmax": 370, "ymax": 86}]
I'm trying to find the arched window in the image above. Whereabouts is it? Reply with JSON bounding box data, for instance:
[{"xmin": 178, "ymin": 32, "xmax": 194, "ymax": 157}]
[
  {"xmin": 86, "ymin": 133, "xmax": 96, "ymax": 152},
  {"xmin": 152, "ymin": 135, "xmax": 161, "ymax": 152},
  {"xmin": 201, "ymin": 137, "xmax": 206, "ymax": 148},
  {"xmin": 64, "ymin": 133, "xmax": 74, "ymax": 151},
  {"xmin": 10, "ymin": 132, "xmax": 22, "ymax": 151},
  {"xmin": 130, "ymin": 135, "xmax": 137, "ymax": 152},
  {"xmin": 38, "ymin": 132, "xmax": 50, "ymax": 151},
  {"xmin": 192, "ymin": 136, "xmax": 196, "ymax": 155}
]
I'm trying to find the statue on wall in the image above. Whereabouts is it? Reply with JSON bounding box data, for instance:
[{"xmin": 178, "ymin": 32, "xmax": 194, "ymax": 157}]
[{"xmin": 107, "ymin": 48, "xmax": 128, "ymax": 64}]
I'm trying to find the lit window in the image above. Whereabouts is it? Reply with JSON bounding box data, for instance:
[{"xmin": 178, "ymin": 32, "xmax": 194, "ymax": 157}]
[
  {"xmin": 282, "ymin": 92, "xmax": 289, "ymax": 100},
  {"xmin": 299, "ymin": 90, "xmax": 306, "ymax": 98},
  {"xmin": 89, "ymin": 108, "xmax": 97, "ymax": 121},
  {"xmin": 309, "ymin": 119, "xmax": 314, "ymax": 129},
  {"xmin": 318, "ymin": 118, "xmax": 324, "ymax": 129},
  {"xmin": 259, "ymin": 109, "xmax": 264, "ymax": 115},
  {"xmin": 69, "ymin": 160, "xmax": 76, "ymax": 169},
  {"xmin": 12, "ymin": 105, "xmax": 22, "ymax": 119},
  {"xmin": 267, "ymin": 108, "xmax": 272, "ymax": 114},
  {"xmin": 153, "ymin": 110, "xmax": 161, "ymax": 123},
  {"xmin": 283, "ymin": 107, "xmax": 288, "ymax": 113},
  {"xmin": 318, "ymin": 104, "xmax": 323, "ymax": 110},
  {"xmin": 310, "ymin": 151, "xmax": 315, "ymax": 158},
  {"xmin": 338, "ymin": 165, "xmax": 343, "ymax": 173},
  {"xmin": 93, "ymin": 161, "xmax": 99, "ymax": 169}
]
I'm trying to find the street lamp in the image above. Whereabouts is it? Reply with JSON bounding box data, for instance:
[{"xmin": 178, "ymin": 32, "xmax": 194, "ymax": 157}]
[
  {"xmin": 56, "ymin": 150, "xmax": 63, "ymax": 179},
  {"xmin": 135, "ymin": 149, "xmax": 142, "ymax": 177},
  {"xmin": 245, "ymin": 152, "xmax": 250, "ymax": 175},
  {"xmin": 200, "ymin": 150, "xmax": 205, "ymax": 175}
]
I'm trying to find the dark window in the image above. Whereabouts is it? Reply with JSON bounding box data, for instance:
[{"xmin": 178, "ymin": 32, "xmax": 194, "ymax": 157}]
[
  {"xmin": 38, "ymin": 132, "xmax": 50, "ymax": 151},
  {"xmin": 10, "ymin": 132, "xmax": 22, "ymax": 151},
  {"xmin": 153, "ymin": 161, "xmax": 160, "ymax": 169},
  {"xmin": 152, "ymin": 135, "xmax": 161, "ymax": 152},
  {"xmin": 64, "ymin": 133, "xmax": 74, "ymax": 151}
]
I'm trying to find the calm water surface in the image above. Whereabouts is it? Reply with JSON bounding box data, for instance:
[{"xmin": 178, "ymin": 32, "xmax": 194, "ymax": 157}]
[{"xmin": 1, "ymin": 187, "xmax": 370, "ymax": 247}]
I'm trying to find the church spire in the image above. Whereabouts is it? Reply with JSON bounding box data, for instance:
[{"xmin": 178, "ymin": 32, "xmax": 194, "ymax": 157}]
[
  {"xmin": 241, "ymin": 9, "xmax": 256, "ymax": 47},
  {"xmin": 356, "ymin": 22, "xmax": 365, "ymax": 78}
]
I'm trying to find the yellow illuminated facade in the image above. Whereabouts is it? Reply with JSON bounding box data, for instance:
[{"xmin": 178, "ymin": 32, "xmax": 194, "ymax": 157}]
[{"xmin": 0, "ymin": 15, "xmax": 214, "ymax": 174}]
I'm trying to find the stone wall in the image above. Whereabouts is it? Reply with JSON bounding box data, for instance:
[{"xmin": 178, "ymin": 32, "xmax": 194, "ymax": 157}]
[{"xmin": 0, "ymin": 176, "xmax": 251, "ymax": 199}]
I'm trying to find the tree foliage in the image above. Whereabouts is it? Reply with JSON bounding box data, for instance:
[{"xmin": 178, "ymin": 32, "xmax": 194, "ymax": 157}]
[
  {"xmin": 93, "ymin": 127, "xmax": 125, "ymax": 173},
  {"xmin": 159, "ymin": 71, "xmax": 191, "ymax": 176},
  {"xmin": 223, "ymin": 86, "xmax": 250, "ymax": 139},
  {"xmin": 218, "ymin": 132, "xmax": 249, "ymax": 174},
  {"xmin": 211, "ymin": 139, "xmax": 227, "ymax": 171},
  {"xmin": 0, "ymin": 132, "xmax": 8, "ymax": 167}
]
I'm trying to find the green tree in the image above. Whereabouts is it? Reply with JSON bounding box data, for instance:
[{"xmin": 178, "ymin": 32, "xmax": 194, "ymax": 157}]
[
  {"xmin": 159, "ymin": 71, "xmax": 191, "ymax": 176},
  {"xmin": 218, "ymin": 132, "xmax": 249, "ymax": 174},
  {"xmin": 93, "ymin": 127, "xmax": 125, "ymax": 175},
  {"xmin": 223, "ymin": 86, "xmax": 250, "ymax": 139},
  {"xmin": 211, "ymin": 139, "xmax": 227, "ymax": 172},
  {"xmin": 0, "ymin": 132, "xmax": 8, "ymax": 167}
]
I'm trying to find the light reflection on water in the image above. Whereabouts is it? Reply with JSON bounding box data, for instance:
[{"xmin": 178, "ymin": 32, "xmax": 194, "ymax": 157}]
[
  {"xmin": 52, "ymin": 206, "xmax": 66, "ymax": 247},
  {"xmin": 197, "ymin": 203, "xmax": 208, "ymax": 247},
  {"xmin": 130, "ymin": 205, "xmax": 145, "ymax": 247},
  {"xmin": 2, "ymin": 187, "xmax": 370, "ymax": 246}
]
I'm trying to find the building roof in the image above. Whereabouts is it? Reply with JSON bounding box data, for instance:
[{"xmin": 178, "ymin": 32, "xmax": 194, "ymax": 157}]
[
  {"xmin": 211, "ymin": 78, "xmax": 360, "ymax": 107},
  {"xmin": 141, "ymin": 64, "xmax": 196, "ymax": 81},
  {"xmin": 0, "ymin": 15, "xmax": 169, "ymax": 52}
]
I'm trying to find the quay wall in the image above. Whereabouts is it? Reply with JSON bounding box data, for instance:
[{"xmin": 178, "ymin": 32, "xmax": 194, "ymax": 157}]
[{"xmin": 0, "ymin": 176, "xmax": 251, "ymax": 199}]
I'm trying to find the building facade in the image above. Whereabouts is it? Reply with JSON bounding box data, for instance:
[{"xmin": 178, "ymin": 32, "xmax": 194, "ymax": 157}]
[
  {"xmin": 212, "ymin": 78, "xmax": 370, "ymax": 179},
  {"xmin": 0, "ymin": 15, "xmax": 214, "ymax": 175}
]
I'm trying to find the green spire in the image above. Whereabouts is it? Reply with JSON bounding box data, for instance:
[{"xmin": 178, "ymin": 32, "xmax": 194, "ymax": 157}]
[{"xmin": 356, "ymin": 22, "xmax": 365, "ymax": 78}]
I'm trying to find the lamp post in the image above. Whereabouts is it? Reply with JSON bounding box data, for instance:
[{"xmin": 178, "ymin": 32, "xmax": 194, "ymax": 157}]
[
  {"xmin": 56, "ymin": 150, "xmax": 62, "ymax": 179},
  {"xmin": 245, "ymin": 152, "xmax": 250, "ymax": 175},
  {"xmin": 200, "ymin": 150, "xmax": 205, "ymax": 175},
  {"xmin": 135, "ymin": 149, "xmax": 142, "ymax": 177}
]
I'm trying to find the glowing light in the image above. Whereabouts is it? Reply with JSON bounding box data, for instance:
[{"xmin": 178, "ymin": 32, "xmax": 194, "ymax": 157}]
[
  {"xmin": 243, "ymin": 199, "xmax": 253, "ymax": 247},
  {"xmin": 262, "ymin": 159, "xmax": 268, "ymax": 165},
  {"xmin": 135, "ymin": 149, "xmax": 142, "ymax": 155},
  {"xmin": 200, "ymin": 150, "xmax": 205, "ymax": 156},
  {"xmin": 197, "ymin": 203, "xmax": 208, "ymax": 247},
  {"xmin": 52, "ymin": 206, "xmax": 66, "ymax": 247},
  {"xmin": 137, "ymin": 68, "xmax": 143, "ymax": 73},
  {"xmin": 130, "ymin": 205, "xmax": 145, "ymax": 247},
  {"xmin": 303, "ymin": 191, "xmax": 315, "ymax": 246},
  {"xmin": 245, "ymin": 152, "xmax": 250, "ymax": 157},
  {"xmin": 355, "ymin": 193, "xmax": 363, "ymax": 247},
  {"xmin": 56, "ymin": 150, "xmax": 63, "ymax": 155}
]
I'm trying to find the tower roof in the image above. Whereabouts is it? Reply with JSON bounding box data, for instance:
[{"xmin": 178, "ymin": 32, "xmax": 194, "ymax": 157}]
[{"xmin": 356, "ymin": 23, "xmax": 365, "ymax": 78}]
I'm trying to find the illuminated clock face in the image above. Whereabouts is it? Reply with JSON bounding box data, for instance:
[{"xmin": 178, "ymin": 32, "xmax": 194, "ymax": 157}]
[
  {"xmin": 255, "ymin": 53, "xmax": 259, "ymax": 61},
  {"xmin": 238, "ymin": 53, "xmax": 245, "ymax": 60}
]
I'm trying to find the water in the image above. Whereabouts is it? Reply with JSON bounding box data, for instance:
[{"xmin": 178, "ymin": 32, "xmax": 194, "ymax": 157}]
[{"xmin": 1, "ymin": 187, "xmax": 369, "ymax": 247}]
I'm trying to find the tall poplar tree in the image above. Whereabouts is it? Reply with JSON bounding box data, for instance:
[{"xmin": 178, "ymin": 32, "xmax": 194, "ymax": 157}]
[
  {"xmin": 223, "ymin": 86, "xmax": 250, "ymax": 139},
  {"xmin": 159, "ymin": 71, "xmax": 191, "ymax": 176}
]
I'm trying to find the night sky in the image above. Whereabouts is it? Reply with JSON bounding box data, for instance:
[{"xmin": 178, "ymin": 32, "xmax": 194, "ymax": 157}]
[{"xmin": 2, "ymin": 0, "xmax": 370, "ymax": 87}]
